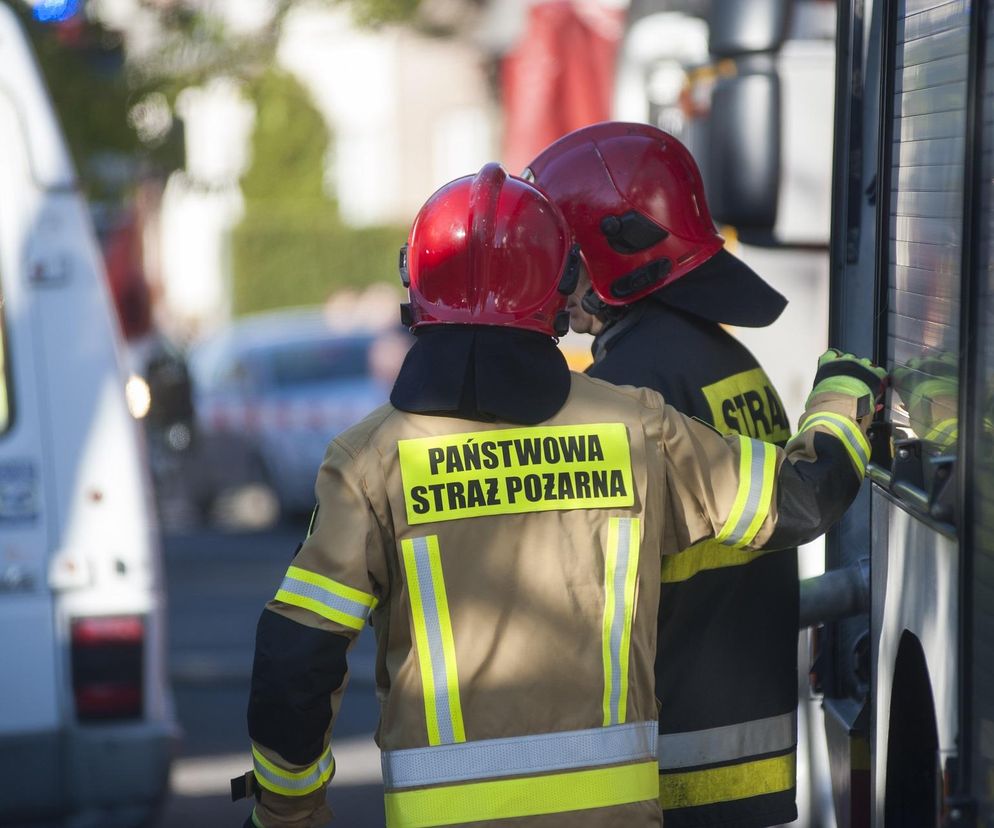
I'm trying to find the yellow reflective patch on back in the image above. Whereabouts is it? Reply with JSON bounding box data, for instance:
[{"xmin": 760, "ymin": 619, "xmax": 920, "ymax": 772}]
[
  {"xmin": 398, "ymin": 423, "xmax": 634, "ymax": 525},
  {"xmin": 700, "ymin": 368, "xmax": 791, "ymax": 444}
]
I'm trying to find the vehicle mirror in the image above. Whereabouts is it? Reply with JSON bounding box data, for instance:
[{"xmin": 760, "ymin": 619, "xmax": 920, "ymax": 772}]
[
  {"xmin": 705, "ymin": 67, "xmax": 781, "ymax": 238},
  {"xmin": 708, "ymin": 0, "xmax": 791, "ymax": 56}
]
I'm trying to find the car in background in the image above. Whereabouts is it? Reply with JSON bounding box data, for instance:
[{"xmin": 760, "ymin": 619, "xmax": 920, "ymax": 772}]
[{"xmin": 186, "ymin": 308, "xmax": 392, "ymax": 525}]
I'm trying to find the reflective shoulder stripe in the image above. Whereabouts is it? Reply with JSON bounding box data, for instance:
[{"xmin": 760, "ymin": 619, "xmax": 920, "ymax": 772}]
[
  {"xmin": 385, "ymin": 760, "xmax": 659, "ymax": 828},
  {"xmin": 925, "ymin": 417, "xmax": 958, "ymax": 448},
  {"xmin": 401, "ymin": 536, "xmax": 465, "ymax": 746},
  {"xmin": 715, "ymin": 437, "xmax": 777, "ymax": 549},
  {"xmin": 274, "ymin": 565, "xmax": 376, "ymax": 631},
  {"xmin": 659, "ymin": 752, "xmax": 795, "ymax": 810},
  {"xmin": 251, "ymin": 743, "xmax": 334, "ymax": 797},
  {"xmin": 657, "ymin": 712, "xmax": 796, "ymax": 771},
  {"xmin": 382, "ymin": 721, "xmax": 656, "ymax": 789},
  {"xmin": 601, "ymin": 517, "xmax": 641, "ymax": 726},
  {"xmin": 660, "ymin": 539, "xmax": 767, "ymax": 583},
  {"xmin": 796, "ymin": 411, "xmax": 870, "ymax": 477}
]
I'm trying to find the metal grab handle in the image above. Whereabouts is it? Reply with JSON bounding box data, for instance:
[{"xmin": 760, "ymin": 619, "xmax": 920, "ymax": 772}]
[{"xmin": 798, "ymin": 559, "xmax": 869, "ymax": 628}]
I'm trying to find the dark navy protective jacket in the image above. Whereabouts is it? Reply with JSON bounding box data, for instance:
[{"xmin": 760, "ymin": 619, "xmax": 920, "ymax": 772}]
[{"xmin": 588, "ymin": 297, "xmax": 800, "ymax": 828}]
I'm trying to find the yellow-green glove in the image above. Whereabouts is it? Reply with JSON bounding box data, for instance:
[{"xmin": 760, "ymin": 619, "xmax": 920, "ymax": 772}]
[{"xmin": 808, "ymin": 349, "xmax": 888, "ymax": 410}]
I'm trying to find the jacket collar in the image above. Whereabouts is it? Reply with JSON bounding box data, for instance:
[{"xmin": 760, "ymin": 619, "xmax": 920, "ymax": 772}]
[{"xmin": 391, "ymin": 325, "xmax": 572, "ymax": 425}]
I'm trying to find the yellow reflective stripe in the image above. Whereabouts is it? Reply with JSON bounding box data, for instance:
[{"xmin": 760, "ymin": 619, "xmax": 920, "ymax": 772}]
[
  {"xmin": 251, "ymin": 743, "xmax": 335, "ymax": 797},
  {"xmin": 925, "ymin": 417, "xmax": 958, "ymax": 447},
  {"xmin": 385, "ymin": 760, "xmax": 659, "ymax": 828},
  {"xmin": 739, "ymin": 441, "xmax": 776, "ymax": 549},
  {"xmin": 661, "ymin": 539, "xmax": 767, "ymax": 583},
  {"xmin": 401, "ymin": 537, "xmax": 465, "ymax": 746},
  {"xmin": 797, "ymin": 411, "xmax": 870, "ymax": 476},
  {"xmin": 601, "ymin": 518, "xmax": 640, "ymax": 726},
  {"xmin": 251, "ymin": 808, "xmax": 265, "ymax": 828},
  {"xmin": 659, "ymin": 752, "xmax": 795, "ymax": 810},
  {"xmin": 274, "ymin": 565, "xmax": 376, "ymax": 631},
  {"xmin": 715, "ymin": 437, "xmax": 776, "ymax": 549}
]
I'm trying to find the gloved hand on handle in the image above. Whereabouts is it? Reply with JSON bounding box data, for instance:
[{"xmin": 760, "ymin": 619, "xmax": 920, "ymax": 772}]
[{"xmin": 807, "ymin": 349, "xmax": 889, "ymax": 417}]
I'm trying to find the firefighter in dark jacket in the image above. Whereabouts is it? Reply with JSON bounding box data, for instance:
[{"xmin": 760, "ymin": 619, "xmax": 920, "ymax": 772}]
[
  {"xmin": 235, "ymin": 162, "xmax": 884, "ymax": 828},
  {"xmin": 527, "ymin": 122, "xmax": 803, "ymax": 828}
]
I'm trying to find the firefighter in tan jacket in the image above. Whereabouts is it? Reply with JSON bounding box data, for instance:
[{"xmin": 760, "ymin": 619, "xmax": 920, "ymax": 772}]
[{"xmin": 234, "ymin": 164, "xmax": 884, "ymax": 828}]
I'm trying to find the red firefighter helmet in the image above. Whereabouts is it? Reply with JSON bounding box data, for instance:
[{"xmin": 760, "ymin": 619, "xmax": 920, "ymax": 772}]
[
  {"xmin": 402, "ymin": 163, "xmax": 578, "ymax": 336},
  {"xmin": 524, "ymin": 122, "xmax": 724, "ymax": 307}
]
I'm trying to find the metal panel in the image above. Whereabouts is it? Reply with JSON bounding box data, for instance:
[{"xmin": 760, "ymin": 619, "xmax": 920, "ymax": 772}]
[
  {"xmin": 890, "ymin": 190, "xmax": 963, "ymax": 218},
  {"xmin": 897, "ymin": 1, "xmax": 968, "ymax": 43},
  {"xmin": 888, "ymin": 289, "xmax": 959, "ymax": 326},
  {"xmin": 896, "ymin": 53, "xmax": 972, "ymax": 92},
  {"xmin": 894, "ymin": 110, "xmax": 966, "ymax": 141},
  {"xmin": 891, "ymin": 136, "xmax": 964, "ymax": 167},
  {"xmin": 893, "ymin": 80, "xmax": 966, "ymax": 116},
  {"xmin": 891, "ymin": 264, "xmax": 961, "ymax": 298},
  {"xmin": 898, "ymin": 25, "xmax": 969, "ymax": 68},
  {"xmin": 894, "ymin": 163, "xmax": 964, "ymax": 191},
  {"xmin": 890, "ymin": 215, "xmax": 965, "ymax": 244}
]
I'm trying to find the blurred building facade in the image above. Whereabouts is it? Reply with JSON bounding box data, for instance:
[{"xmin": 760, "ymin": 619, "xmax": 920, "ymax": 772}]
[{"xmin": 85, "ymin": 0, "xmax": 633, "ymax": 337}]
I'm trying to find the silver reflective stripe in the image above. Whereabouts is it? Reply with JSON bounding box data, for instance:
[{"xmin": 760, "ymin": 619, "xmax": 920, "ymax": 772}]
[
  {"xmin": 721, "ymin": 439, "xmax": 771, "ymax": 547},
  {"xmin": 657, "ymin": 712, "xmax": 797, "ymax": 771},
  {"xmin": 801, "ymin": 414, "xmax": 869, "ymax": 471},
  {"xmin": 607, "ymin": 518, "xmax": 633, "ymax": 724},
  {"xmin": 411, "ymin": 536, "xmax": 457, "ymax": 745},
  {"xmin": 253, "ymin": 744, "xmax": 334, "ymax": 793},
  {"xmin": 382, "ymin": 721, "xmax": 657, "ymax": 789},
  {"xmin": 279, "ymin": 575, "xmax": 372, "ymax": 625}
]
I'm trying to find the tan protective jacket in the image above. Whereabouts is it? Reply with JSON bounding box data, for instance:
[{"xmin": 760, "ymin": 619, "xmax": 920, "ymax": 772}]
[{"xmin": 246, "ymin": 372, "xmax": 870, "ymax": 828}]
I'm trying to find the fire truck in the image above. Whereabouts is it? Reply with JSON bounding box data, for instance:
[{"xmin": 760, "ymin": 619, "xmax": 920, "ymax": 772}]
[
  {"xmin": 825, "ymin": 0, "xmax": 993, "ymax": 824},
  {"xmin": 622, "ymin": 0, "xmax": 994, "ymax": 824}
]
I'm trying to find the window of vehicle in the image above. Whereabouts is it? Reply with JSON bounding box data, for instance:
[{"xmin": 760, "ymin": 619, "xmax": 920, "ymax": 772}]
[
  {"xmin": 0, "ymin": 283, "xmax": 10, "ymax": 435},
  {"xmin": 884, "ymin": 0, "xmax": 969, "ymax": 455},
  {"xmin": 266, "ymin": 338, "xmax": 371, "ymax": 389}
]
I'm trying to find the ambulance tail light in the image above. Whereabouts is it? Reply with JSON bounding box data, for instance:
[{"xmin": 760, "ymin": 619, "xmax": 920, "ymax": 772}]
[{"xmin": 71, "ymin": 616, "xmax": 144, "ymax": 721}]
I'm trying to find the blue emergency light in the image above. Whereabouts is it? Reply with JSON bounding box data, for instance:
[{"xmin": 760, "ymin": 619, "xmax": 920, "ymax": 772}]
[{"xmin": 32, "ymin": 0, "xmax": 82, "ymax": 23}]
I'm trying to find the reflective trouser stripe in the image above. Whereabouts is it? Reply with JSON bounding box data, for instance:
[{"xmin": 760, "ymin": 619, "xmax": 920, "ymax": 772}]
[
  {"xmin": 797, "ymin": 412, "xmax": 870, "ymax": 477},
  {"xmin": 657, "ymin": 712, "xmax": 796, "ymax": 770},
  {"xmin": 252, "ymin": 743, "xmax": 335, "ymax": 797},
  {"xmin": 715, "ymin": 437, "xmax": 777, "ymax": 549},
  {"xmin": 660, "ymin": 538, "xmax": 768, "ymax": 583},
  {"xmin": 401, "ymin": 536, "xmax": 465, "ymax": 746},
  {"xmin": 601, "ymin": 517, "xmax": 641, "ymax": 726},
  {"xmin": 382, "ymin": 720, "xmax": 657, "ymax": 788},
  {"xmin": 385, "ymin": 760, "xmax": 659, "ymax": 828},
  {"xmin": 659, "ymin": 753, "xmax": 796, "ymax": 810},
  {"xmin": 274, "ymin": 565, "xmax": 376, "ymax": 631}
]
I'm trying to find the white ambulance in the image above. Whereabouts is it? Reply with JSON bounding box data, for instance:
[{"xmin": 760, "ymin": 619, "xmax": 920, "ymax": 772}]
[{"xmin": 0, "ymin": 6, "xmax": 174, "ymax": 825}]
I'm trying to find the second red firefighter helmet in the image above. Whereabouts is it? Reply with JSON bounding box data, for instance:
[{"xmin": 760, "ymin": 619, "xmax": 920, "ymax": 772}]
[
  {"xmin": 524, "ymin": 122, "xmax": 724, "ymax": 307},
  {"xmin": 401, "ymin": 163, "xmax": 578, "ymax": 337}
]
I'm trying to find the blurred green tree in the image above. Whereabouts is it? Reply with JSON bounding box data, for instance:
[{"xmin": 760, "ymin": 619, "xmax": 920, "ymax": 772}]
[
  {"xmin": 231, "ymin": 69, "xmax": 406, "ymax": 315},
  {"xmin": 11, "ymin": 5, "xmax": 181, "ymax": 201}
]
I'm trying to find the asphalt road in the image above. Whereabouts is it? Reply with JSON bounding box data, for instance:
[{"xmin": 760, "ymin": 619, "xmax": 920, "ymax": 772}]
[{"xmin": 160, "ymin": 521, "xmax": 385, "ymax": 827}]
